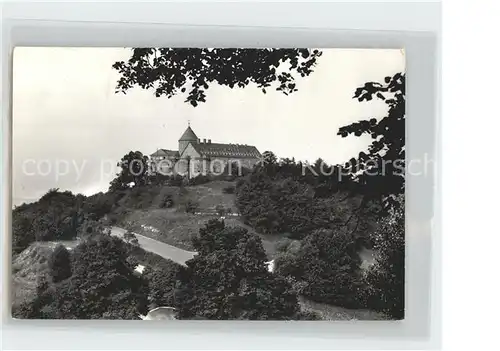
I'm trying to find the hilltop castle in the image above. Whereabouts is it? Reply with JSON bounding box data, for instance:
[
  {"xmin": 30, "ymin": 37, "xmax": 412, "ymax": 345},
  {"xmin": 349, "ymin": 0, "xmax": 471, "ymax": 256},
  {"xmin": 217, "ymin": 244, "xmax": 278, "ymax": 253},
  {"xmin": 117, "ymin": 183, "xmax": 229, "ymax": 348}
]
[{"xmin": 150, "ymin": 125, "xmax": 261, "ymax": 177}]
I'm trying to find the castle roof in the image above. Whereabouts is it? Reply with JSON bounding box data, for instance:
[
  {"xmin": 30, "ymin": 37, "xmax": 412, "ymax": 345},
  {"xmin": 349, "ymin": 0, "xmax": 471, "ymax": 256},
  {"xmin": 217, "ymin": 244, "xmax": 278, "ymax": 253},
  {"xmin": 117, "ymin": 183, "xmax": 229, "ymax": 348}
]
[
  {"xmin": 150, "ymin": 149, "xmax": 179, "ymax": 158},
  {"xmin": 179, "ymin": 126, "xmax": 198, "ymax": 141},
  {"xmin": 191, "ymin": 142, "xmax": 261, "ymax": 159}
]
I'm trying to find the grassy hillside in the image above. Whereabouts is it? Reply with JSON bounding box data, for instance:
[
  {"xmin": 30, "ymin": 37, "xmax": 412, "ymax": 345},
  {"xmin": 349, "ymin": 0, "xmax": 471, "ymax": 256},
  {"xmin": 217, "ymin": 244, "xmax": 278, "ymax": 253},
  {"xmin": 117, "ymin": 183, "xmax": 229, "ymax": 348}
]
[
  {"xmin": 113, "ymin": 181, "xmax": 280, "ymax": 257},
  {"xmin": 12, "ymin": 179, "xmax": 388, "ymax": 320},
  {"xmin": 11, "ymin": 241, "xmax": 79, "ymax": 310},
  {"xmin": 11, "ymin": 239, "xmax": 174, "ymax": 313}
]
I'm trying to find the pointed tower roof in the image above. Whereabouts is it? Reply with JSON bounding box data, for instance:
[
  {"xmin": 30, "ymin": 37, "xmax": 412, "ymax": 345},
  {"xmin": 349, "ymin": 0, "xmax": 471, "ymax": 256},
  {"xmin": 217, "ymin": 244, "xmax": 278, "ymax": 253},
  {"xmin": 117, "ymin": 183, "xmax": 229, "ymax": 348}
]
[{"xmin": 179, "ymin": 126, "xmax": 198, "ymax": 141}]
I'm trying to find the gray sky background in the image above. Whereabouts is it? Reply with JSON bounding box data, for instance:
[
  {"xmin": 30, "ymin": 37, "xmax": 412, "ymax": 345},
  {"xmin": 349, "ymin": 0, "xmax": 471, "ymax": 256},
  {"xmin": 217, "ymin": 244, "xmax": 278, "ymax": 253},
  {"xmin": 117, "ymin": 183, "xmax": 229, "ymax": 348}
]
[{"xmin": 12, "ymin": 48, "xmax": 405, "ymax": 206}]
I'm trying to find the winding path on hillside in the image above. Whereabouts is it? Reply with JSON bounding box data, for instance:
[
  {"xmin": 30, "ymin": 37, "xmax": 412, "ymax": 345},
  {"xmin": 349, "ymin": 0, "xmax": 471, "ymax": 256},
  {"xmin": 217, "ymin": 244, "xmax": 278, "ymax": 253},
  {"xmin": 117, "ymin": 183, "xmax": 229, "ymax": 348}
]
[{"xmin": 110, "ymin": 226, "xmax": 197, "ymax": 266}]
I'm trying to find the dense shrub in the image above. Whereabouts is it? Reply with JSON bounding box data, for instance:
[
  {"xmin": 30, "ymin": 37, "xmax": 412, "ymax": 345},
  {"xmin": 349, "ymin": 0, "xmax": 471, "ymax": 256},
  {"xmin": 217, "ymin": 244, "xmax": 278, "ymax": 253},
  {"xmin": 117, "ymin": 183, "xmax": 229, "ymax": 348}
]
[
  {"xmin": 12, "ymin": 189, "xmax": 83, "ymax": 252},
  {"xmin": 77, "ymin": 218, "xmax": 107, "ymax": 239},
  {"xmin": 364, "ymin": 197, "xmax": 405, "ymax": 319},
  {"xmin": 48, "ymin": 245, "xmax": 72, "ymax": 283},
  {"xmin": 175, "ymin": 219, "xmax": 300, "ymax": 320},
  {"xmin": 13, "ymin": 275, "xmax": 55, "ymax": 319},
  {"xmin": 236, "ymin": 173, "xmax": 332, "ymax": 238},
  {"xmin": 275, "ymin": 229, "xmax": 365, "ymax": 309},
  {"xmin": 82, "ymin": 192, "xmax": 116, "ymax": 221},
  {"xmin": 12, "ymin": 212, "xmax": 36, "ymax": 254},
  {"xmin": 143, "ymin": 260, "xmax": 181, "ymax": 308},
  {"xmin": 236, "ymin": 170, "xmax": 378, "ymax": 241},
  {"xmin": 60, "ymin": 235, "xmax": 148, "ymax": 319},
  {"xmin": 14, "ymin": 235, "xmax": 149, "ymax": 319}
]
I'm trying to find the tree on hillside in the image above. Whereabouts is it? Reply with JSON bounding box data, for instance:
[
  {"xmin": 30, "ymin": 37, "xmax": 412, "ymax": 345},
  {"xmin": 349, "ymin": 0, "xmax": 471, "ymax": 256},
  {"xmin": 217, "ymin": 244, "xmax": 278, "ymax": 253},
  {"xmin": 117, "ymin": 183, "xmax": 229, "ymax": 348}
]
[
  {"xmin": 13, "ymin": 274, "xmax": 56, "ymax": 319},
  {"xmin": 110, "ymin": 151, "xmax": 150, "ymax": 191},
  {"xmin": 235, "ymin": 170, "xmax": 377, "ymax": 241},
  {"xmin": 365, "ymin": 195, "xmax": 405, "ymax": 319},
  {"xmin": 275, "ymin": 228, "xmax": 365, "ymax": 309},
  {"xmin": 337, "ymin": 73, "xmax": 405, "ymax": 211},
  {"xmin": 175, "ymin": 219, "xmax": 299, "ymax": 320},
  {"xmin": 113, "ymin": 49, "xmax": 322, "ymax": 106},
  {"xmin": 12, "ymin": 189, "xmax": 83, "ymax": 252},
  {"xmin": 82, "ymin": 192, "xmax": 116, "ymax": 221},
  {"xmin": 262, "ymin": 151, "xmax": 278, "ymax": 165},
  {"xmin": 143, "ymin": 260, "xmax": 181, "ymax": 309},
  {"xmin": 23, "ymin": 236, "xmax": 150, "ymax": 320},
  {"xmin": 48, "ymin": 245, "xmax": 72, "ymax": 283},
  {"xmin": 77, "ymin": 218, "xmax": 108, "ymax": 239},
  {"xmin": 12, "ymin": 212, "xmax": 36, "ymax": 254}
]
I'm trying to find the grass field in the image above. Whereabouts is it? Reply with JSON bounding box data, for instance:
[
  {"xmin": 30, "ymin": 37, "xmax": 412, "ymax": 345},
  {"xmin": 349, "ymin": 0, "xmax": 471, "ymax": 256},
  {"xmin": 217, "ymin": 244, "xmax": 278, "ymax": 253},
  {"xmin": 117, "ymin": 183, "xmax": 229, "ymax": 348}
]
[{"xmin": 117, "ymin": 180, "xmax": 281, "ymax": 258}]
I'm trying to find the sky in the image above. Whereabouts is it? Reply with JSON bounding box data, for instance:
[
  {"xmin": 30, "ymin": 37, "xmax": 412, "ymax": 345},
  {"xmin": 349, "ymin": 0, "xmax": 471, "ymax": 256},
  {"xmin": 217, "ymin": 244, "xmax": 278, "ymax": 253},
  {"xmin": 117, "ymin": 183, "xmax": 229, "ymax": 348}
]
[{"xmin": 12, "ymin": 48, "xmax": 405, "ymax": 205}]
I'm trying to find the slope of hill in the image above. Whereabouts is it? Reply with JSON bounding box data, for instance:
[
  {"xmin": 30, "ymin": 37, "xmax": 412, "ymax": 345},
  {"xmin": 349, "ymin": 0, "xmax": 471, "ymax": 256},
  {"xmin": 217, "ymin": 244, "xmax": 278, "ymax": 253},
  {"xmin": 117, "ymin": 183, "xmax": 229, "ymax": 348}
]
[
  {"xmin": 114, "ymin": 181, "xmax": 280, "ymax": 257},
  {"xmin": 12, "ymin": 179, "xmax": 385, "ymax": 320},
  {"xmin": 11, "ymin": 241, "xmax": 78, "ymax": 309}
]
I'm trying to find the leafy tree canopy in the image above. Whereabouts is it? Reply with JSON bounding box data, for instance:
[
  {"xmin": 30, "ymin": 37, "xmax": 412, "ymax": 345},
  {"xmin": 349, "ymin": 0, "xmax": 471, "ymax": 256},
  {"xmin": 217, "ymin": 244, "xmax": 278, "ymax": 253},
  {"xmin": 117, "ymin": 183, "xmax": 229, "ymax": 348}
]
[
  {"xmin": 175, "ymin": 219, "xmax": 299, "ymax": 320},
  {"xmin": 275, "ymin": 228, "xmax": 365, "ymax": 309},
  {"xmin": 48, "ymin": 244, "xmax": 72, "ymax": 283},
  {"xmin": 113, "ymin": 48, "xmax": 322, "ymax": 106},
  {"xmin": 12, "ymin": 189, "xmax": 83, "ymax": 252},
  {"xmin": 110, "ymin": 151, "xmax": 149, "ymax": 191}
]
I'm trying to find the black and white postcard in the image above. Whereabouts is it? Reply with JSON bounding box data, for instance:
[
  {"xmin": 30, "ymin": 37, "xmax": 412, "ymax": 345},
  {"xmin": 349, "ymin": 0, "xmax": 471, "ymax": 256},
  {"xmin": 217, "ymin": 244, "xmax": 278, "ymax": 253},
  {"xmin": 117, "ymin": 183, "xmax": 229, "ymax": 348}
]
[{"xmin": 12, "ymin": 48, "xmax": 405, "ymax": 320}]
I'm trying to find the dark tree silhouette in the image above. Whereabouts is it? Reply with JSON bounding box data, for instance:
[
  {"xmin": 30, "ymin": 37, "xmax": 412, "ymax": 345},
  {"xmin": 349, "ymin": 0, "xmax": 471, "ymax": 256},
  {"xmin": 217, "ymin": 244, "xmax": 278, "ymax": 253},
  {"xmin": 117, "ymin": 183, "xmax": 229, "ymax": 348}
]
[
  {"xmin": 338, "ymin": 73, "xmax": 405, "ymax": 211},
  {"xmin": 113, "ymin": 49, "xmax": 322, "ymax": 106},
  {"xmin": 110, "ymin": 151, "xmax": 149, "ymax": 191},
  {"xmin": 55, "ymin": 235, "xmax": 149, "ymax": 319},
  {"xmin": 48, "ymin": 245, "xmax": 72, "ymax": 283},
  {"xmin": 365, "ymin": 195, "xmax": 405, "ymax": 319},
  {"xmin": 175, "ymin": 219, "xmax": 299, "ymax": 320},
  {"xmin": 262, "ymin": 151, "xmax": 278, "ymax": 165},
  {"xmin": 143, "ymin": 260, "xmax": 180, "ymax": 309},
  {"xmin": 12, "ymin": 189, "xmax": 83, "ymax": 252},
  {"xmin": 275, "ymin": 228, "xmax": 365, "ymax": 309},
  {"xmin": 14, "ymin": 236, "xmax": 149, "ymax": 320}
]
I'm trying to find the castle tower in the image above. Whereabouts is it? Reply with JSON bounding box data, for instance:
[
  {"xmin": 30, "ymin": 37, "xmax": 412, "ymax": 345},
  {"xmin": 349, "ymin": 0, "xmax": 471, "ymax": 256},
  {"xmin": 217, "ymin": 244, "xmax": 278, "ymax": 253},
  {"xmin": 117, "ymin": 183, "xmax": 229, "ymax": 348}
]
[{"xmin": 178, "ymin": 124, "xmax": 198, "ymax": 154}]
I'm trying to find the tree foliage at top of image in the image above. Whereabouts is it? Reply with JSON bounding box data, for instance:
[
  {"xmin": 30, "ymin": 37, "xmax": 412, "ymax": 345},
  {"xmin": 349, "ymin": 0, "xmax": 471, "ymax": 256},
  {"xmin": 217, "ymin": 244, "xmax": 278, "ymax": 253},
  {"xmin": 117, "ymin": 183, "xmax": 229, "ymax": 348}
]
[
  {"xmin": 113, "ymin": 48, "xmax": 322, "ymax": 106},
  {"xmin": 338, "ymin": 73, "xmax": 406, "ymax": 211}
]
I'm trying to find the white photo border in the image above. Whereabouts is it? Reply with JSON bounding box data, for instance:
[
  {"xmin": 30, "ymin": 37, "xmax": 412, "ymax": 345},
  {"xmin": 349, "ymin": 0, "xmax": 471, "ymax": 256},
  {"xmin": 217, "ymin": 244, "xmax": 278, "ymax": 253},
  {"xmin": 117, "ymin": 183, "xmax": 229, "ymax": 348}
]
[{"xmin": 1, "ymin": 2, "xmax": 441, "ymax": 350}]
